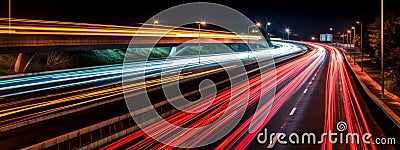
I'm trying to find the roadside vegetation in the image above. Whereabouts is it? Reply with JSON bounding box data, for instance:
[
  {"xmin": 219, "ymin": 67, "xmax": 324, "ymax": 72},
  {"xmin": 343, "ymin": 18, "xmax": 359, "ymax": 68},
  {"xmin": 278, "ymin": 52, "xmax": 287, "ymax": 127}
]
[
  {"xmin": 0, "ymin": 49, "xmax": 125, "ymax": 76},
  {"xmin": 362, "ymin": 15, "xmax": 400, "ymax": 96}
]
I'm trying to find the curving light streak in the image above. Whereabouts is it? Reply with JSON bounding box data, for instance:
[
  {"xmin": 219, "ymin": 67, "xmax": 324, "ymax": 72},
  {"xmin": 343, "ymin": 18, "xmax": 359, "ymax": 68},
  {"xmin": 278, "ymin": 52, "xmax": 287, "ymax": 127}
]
[
  {"xmin": 101, "ymin": 44, "xmax": 323, "ymax": 149},
  {"xmin": 0, "ymin": 18, "xmax": 260, "ymax": 40},
  {"xmin": 320, "ymin": 44, "xmax": 376, "ymax": 150},
  {"xmin": 101, "ymin": 43, "xmax": 378, "ymax": 150},
  {"xmin": 0, "ymin": 43, "xmax": 302, "ymax": 132}
]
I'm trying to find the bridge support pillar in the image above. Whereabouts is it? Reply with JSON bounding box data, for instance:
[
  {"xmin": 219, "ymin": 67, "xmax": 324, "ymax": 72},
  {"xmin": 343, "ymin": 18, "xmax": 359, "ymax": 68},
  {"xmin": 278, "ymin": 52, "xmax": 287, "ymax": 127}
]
[{"xmin": 14, "ymin": 52, "xmax": 47, "ymax": 73}]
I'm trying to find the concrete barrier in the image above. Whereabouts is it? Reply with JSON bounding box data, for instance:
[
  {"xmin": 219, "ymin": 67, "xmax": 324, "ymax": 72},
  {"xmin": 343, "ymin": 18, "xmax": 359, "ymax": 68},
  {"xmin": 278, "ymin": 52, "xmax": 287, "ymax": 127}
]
[
  {"xmin": 23, "ymin": 113, "xmax": 131, "ymax": 150},
  {"xmin": 0, "ymin": 96, "xmax": 125, "ymax": 132}
]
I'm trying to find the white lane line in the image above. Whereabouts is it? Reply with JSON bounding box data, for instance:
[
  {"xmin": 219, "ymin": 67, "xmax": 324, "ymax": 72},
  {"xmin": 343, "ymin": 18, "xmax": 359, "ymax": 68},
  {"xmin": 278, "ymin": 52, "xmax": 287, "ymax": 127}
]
[
  {"xmin": 309, "ymin": 81, "xmax": 312, "ymax": 85},
  {"xmin": 303, "ymin": 89, "xmax": 308, "ymax": 94},
  {"xmin": 312, "ymin": 77, "xmax": 315, "ymax": 81},
  {"xmin": 289, "ymin": 107, "xmax": 297, "ymax": 116},
  {"xmin": 267, "ymin": 133, "xmax": 282, "ymax": 148}
]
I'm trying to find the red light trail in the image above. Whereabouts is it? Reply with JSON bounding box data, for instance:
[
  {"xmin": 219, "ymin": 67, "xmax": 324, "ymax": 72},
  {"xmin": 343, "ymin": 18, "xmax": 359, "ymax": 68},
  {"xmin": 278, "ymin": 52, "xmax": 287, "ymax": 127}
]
[
  {"xmin": 321, "ymin": 44, "xmax": 376, "ymax": 150},
  {"xmin": 100, "ymin": 43, "xmax": 379, "ymax": 149}
]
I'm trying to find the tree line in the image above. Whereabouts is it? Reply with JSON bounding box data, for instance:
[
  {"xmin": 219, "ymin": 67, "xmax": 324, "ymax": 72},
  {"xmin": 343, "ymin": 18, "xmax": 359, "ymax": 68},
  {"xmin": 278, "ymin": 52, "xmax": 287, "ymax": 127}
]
[{"xmin": 365, "ymin": 15, "xmax": 400, "ymax": 94}]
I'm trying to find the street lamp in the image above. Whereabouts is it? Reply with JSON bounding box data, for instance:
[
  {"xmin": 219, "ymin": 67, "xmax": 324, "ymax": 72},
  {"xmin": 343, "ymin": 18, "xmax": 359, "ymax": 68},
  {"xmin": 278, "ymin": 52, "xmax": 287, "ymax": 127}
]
[
  {"xmin": 247, "ymin": 22, "xmax": 261, "ymax": 49},
  {"xmin": 329, "ymin": 27, "xmax": 333, "ymax": 43},
  {"xmin": 381, "ymin": 0, "xmax": 385, "ymax": 98},
  {"xmin": 357, "ymin": 21, "xmax": 364, "ymax": 71},
  {"xmin": 341, "ymin": 34, "xmax": 345, "ymax": 46},
  {"xmin": 352, "ymin": 26, "xmax": 356, "ymax": 65},
  {"xmin": 153, "ymin": 20, "xmax": 159, "ymax": 28},
  {"xmin": 347, "ymin": 30, "xmax": 351, "ymax": 50},
  {"xmin": 285, "ymin": 28, "xmax": 290, "ymax": 40},
  {"xmin": 266, "ymin": 22, "xmax": 271, "ymax": 34},
  {"xmin": 8, "ymin": 0, "xmax": 11, "ymax": 34},
  {"xmin": 197, "ymin": 21, "xmax": 206, "ymax": 64},
  {"xmin": 311, "ymin": 36, "xmax": 315, "ymax": 41}
]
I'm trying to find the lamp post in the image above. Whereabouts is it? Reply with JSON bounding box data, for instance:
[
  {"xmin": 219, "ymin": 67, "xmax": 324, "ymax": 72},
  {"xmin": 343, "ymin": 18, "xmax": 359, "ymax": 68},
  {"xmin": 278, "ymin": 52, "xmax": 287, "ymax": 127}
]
[
  {"xmin": 247, "ymin": 22, "xmax": 261, "ymax": 54},
  {"xmin": 198, "ymin": 21, "xmax": 206, "ymax": 64},
  {"xmin": 347, "ymin": 30, "xmax": 351, "ymax": 50},
  {"xmin": 357, "ymin": 21, "xmax": 364, "ymax": 71},
  {"xmin": 266, "ymin": 22, "xmax": 271, "ymax": 34},
  {"xmin": 285, "ymin": 28, "xmax": 290, "ymax": 40},
  {"xmin": 381, "ymin": 0, "xmax": 385, "ymax": 98},
  {"xmin": 8, "ymin": 0, "xmax": 11, "ymax": 34},
  {"xmin": 153, "ymin": 20, "xmax": 159, "ymax": 28},
  {"xmin": 352, "ymin": 26, "xmax": 356, "ymax": 65},
  {"xmin": 329, "ymin": 27, "xmax": 333, "ymax": 44},
  {"xmin": 341, "ymin": 34, "xmax": 345, "ymax": 46}
]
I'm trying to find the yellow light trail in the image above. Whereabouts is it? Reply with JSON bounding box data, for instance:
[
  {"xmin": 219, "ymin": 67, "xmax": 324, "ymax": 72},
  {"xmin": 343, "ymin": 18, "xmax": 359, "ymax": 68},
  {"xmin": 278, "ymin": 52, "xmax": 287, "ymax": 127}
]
[
  {"xmin": 0, "ymin": 66, "xmax": 233, "ymax": 124},
  {"xmin": 0, "ymin": 18, "xmax": 262, "ymax": 40}
]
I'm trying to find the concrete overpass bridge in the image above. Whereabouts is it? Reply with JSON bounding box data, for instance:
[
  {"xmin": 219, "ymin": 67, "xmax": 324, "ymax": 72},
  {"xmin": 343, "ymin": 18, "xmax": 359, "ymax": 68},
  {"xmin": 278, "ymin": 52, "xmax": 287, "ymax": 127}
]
[{"xmin": 0, "ymin": 18, "xmax": 265, "ymax": 73}]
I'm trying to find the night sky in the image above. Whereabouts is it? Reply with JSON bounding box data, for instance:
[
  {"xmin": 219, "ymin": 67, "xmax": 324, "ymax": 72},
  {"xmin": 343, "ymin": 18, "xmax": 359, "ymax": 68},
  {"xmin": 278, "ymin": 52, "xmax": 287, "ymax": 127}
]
[{"xmin": 1, "ymin": 0, "xmax": 400, "ymax": 38}]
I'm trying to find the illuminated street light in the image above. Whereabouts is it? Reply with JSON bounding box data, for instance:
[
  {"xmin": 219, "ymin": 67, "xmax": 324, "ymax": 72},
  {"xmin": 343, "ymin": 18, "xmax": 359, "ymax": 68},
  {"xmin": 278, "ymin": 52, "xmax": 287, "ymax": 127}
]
[
  {"xmin": 381, "ymin": 0, "xmax": 385, "ymax": 98},
  {"xmin": 357, "ymin": 21, "xmax": 364, "ymax": 72},
  {"xmin": 351, "ymin": 26, "xmax": 356, "ymax": 64},
  {"xmin": 247, "ymin": 22, "xmax": 261, "ymax": 43},
  {"xmin": 329, "ymin": 27, "xmax": 333, "ymax": 43},
  {"xmin": 197, "ymin": 21, "xmax": 206, "ymax": 64},
  {"xmin": 247, "ymin": 22, "xmax": 261, "ymax": 55},
  {"xmin": 285, "ymin": 28, "xmax": 290, "ymax": 40},
  {"xmin": 347, "ymin": 30, "xmax": 351, "ymax": 49},
  {"xmin": 8, "ymin": 0, "xmax": 11, "ymax": 34},
  {"xmin": 266, "ymin": 22, "xmax": 271, "ymax": 34},
  {"xmin": 311, "ymin": 37, "xmax": 315, "ymax": 41},
  {"xmin": 341, "ymin": 34, "xmax": 345, "ymax": 45},
  {"xmin": 153, "ymin": 20, "xmax": 159, "ymax": 28}
]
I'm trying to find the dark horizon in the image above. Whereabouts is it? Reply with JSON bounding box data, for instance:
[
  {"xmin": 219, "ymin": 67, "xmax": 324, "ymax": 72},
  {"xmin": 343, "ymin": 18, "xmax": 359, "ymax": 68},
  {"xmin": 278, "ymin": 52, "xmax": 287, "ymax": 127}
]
[{"xmin": 1, "ymin": 0, "xmax": 399, "ymax": 38}]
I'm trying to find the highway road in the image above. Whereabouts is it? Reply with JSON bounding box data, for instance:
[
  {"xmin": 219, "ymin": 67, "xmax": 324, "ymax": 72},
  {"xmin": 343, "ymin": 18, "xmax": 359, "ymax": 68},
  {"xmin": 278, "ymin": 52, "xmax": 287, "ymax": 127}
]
[
  {"xmin": 247, "ymin": 44, "xmax": 390, "ymax": 150},
  {"xmin": 101, "ymin": 43, "xmax": 392, "ymax": 150},
  {"xmin": 0, "ymin": 42, "xmax": 305, "ymax": 149},
  {"xmin": 0, "ymin": 42, "xmax": 392, "ymax": 149},
  {"xmin": 100, "ymin": 41, "xmax": 320, "ymax": 149}
]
